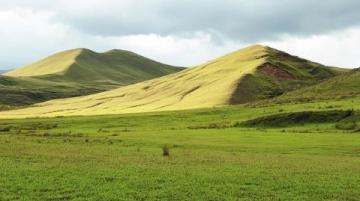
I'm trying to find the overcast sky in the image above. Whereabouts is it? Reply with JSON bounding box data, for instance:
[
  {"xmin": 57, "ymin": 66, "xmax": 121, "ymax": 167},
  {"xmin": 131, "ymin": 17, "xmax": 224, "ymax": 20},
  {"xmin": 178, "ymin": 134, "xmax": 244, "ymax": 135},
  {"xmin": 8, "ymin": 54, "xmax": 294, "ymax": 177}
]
[{"xmin": 1, "ymin": 0, "xmax": 360, "ymax": 70}]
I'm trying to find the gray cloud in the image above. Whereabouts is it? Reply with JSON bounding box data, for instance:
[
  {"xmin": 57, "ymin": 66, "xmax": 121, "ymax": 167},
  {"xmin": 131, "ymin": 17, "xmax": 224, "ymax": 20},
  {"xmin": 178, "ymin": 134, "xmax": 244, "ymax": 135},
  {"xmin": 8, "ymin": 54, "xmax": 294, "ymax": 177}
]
[
  {"xmin": 1, "ymin": 0, "xmax": 360, "ymax": 42},
  {"xmin": 50, "ymin": 0, "xmax": 360, "ymax": 42},
  {"xmin": 1, "ymin": 0, "xmax": 360, "ymax": 69}
]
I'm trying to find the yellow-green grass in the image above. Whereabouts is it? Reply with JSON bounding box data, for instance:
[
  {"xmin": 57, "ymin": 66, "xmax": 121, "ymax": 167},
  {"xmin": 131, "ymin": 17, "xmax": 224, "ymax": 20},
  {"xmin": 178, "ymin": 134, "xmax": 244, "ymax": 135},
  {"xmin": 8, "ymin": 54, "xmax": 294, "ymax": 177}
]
[
  {"xmin": 1, "ymin": 49, "xmax": 182, "ymax": 106},
  {"xmin": 5, "ymin": 49, "xmax": 82, "ymax": 77},
  {"xmin": 0, "ymin": 97, "xmax": 359, "ymax": 200},
  {"xmin": 0, "ymin": 45, "xmax": 345, "ymax": 118}
]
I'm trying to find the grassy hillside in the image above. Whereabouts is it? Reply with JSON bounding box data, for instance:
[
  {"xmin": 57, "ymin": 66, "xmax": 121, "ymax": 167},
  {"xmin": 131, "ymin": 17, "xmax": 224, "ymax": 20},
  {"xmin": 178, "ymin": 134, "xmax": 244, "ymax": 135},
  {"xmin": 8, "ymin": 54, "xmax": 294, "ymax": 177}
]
[
  {"xmin": 0, "ymin": 75, "xmax": 104, "ymax": 107},
  {"xmin": 1, "ymin": 49, "xmax": 182, "ymax": 106},
  {"xmin": 5, "ymin": 49, "xmax": 83, "ymax": 77},
  {"xmin": 0, "ymin": 95, "xmax": 359, "ymax": 200},
  {"xmin": 1, "ymin": 45, "xmax": 345, "ymax": 118},
  {"xmin": 264, "ymin": 68, "xmax": 360, "ymax": 104},
  {"xmin": 6, "ymin": 48, "xmax": 182, "ymax": 86}
]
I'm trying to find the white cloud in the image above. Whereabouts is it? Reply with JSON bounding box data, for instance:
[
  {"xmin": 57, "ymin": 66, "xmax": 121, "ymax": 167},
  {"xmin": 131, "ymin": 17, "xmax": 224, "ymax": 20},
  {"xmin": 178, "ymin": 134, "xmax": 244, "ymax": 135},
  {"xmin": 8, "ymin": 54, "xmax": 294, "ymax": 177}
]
[
  {"xmin": 0, "ymin": 8, "xmax": 240, "ymax": 68},
  {"xmin": 0, "ymin": 9, "xmax": 73, "ymax": 68},
  {"xmin": 264, "ymin": 27, "xmax": 360, "ymax": 68},
  {"xmin": 102, "ymin": 33, "xmax": 241, "ymax": 67}
]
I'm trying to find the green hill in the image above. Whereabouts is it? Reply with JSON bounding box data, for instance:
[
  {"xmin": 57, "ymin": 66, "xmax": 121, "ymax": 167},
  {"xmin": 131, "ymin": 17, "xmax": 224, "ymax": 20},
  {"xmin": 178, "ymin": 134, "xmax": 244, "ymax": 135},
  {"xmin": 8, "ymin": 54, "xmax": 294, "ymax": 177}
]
[
  {"xmin": 1, "ymin": 48, "xmax": 182, "ymax": 106},
  {"xmin": 0, "ymin": 75, "xmax": 102, "ymax": 107},
  {"xmin": 268, "ymin": 68, "xmax": 359, "ymax": 103},
  {"xmin": 5, "ymin": 48, "xmax": 182, "ymax": 86},
  {"xmin": 0, "ymin": 45, "xmax": 346, "ymax": 118}
]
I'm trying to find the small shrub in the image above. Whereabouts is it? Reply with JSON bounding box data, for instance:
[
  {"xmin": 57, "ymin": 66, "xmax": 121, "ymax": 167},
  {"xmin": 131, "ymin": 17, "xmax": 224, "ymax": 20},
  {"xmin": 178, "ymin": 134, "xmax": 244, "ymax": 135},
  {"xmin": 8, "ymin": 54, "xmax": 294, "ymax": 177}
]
[
  {"xmin": 0, "ymin": 126, "xmax": 11, "ymax": 132},
  {"xmin": 188, "ymin": 123, "xmax": 228, "ymax": 129},
  {"xmin": 232, "ymin": 122, "xmax": 242, "ymax": 128},
  {"xmin": 162, "ymin": 145, "xmax": 170, "ymax": 157}
]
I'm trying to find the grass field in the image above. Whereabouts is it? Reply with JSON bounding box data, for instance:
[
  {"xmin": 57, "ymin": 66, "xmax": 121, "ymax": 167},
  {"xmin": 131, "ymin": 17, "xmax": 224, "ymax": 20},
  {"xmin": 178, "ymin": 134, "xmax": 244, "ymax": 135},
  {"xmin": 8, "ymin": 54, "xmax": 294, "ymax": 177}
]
[{"xmin": 1, "ymin": 97, "xmax": 359, "ymax": 200}]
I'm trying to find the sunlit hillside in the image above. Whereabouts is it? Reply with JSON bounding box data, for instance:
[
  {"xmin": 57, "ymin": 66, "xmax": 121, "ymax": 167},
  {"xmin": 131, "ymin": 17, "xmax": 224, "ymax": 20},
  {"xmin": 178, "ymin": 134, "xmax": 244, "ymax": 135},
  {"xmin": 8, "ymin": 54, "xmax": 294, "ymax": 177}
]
[{"xmin": 0, "ymin": 45, "xmax": 344, "ymax": 118}]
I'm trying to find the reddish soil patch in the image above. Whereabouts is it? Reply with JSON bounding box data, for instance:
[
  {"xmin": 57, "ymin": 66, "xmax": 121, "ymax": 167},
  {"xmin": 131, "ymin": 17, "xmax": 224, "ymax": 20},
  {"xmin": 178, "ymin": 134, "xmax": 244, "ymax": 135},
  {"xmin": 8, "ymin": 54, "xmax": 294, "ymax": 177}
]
[{"xmin": 259, "ymin": 63, "xmax": 295, "ymax": 80}]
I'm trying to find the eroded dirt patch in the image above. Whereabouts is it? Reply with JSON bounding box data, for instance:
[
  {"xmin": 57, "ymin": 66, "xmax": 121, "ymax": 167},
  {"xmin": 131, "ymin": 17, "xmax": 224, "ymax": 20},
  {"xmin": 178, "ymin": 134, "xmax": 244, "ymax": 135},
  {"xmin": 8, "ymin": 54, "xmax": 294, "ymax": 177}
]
[{"xmin": 259, "ymin": 63, "xmax": 295, "ymax": 80}]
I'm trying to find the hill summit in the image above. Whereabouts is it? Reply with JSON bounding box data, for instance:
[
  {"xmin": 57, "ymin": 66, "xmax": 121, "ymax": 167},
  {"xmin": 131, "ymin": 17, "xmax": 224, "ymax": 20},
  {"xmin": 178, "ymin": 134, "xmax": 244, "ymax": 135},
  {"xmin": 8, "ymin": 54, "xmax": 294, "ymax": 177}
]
[
  {"xmin": 5, "ymin": 48, "xmax": 182, "ymax": 86},
  {"xmin": 0, "ymin": 45, "xmax": 345, "ymax": 118}
]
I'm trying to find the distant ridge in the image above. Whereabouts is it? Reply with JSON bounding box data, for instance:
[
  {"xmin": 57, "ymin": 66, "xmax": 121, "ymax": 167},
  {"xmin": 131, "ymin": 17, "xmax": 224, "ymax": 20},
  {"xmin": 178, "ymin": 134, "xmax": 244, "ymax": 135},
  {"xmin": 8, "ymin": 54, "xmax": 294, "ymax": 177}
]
[
  {"xmin": 1, "ymin": 48, "xmax": 183, "ymax": 106},
  {"xmin": 5, "ymin": 48, "xmax": 183, "ymax": 86},
  {"xmin": 0, "ymin": 44, "xmax": 346, "ymax": 118}
]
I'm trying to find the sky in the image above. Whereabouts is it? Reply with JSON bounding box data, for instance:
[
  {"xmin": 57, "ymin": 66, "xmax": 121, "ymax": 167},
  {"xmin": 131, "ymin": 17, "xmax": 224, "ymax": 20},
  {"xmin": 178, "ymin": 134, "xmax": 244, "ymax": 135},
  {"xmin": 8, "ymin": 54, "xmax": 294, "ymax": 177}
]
[{"xmin": 0, "ymin": 0, "xmax": 360, "ymax": 70}]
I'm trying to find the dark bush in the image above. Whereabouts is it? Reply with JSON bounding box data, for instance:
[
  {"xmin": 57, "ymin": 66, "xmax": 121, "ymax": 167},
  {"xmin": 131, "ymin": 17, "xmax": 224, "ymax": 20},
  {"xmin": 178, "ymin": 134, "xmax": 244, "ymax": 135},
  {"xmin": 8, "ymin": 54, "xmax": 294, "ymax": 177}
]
[
  {"xmin": 241, "ymin": 110, "xmax": 355, "ymax": 127},
  {"xmin": 0, "ymin": 126, "xmax": 10, "ymax": 132},
  {"xmin": 162, "ymin": 145, "xmax": 170, "ymax": 157},
  {"xmin": 335, "ymin": 121, "xmax": 358, "ymax": 130}
]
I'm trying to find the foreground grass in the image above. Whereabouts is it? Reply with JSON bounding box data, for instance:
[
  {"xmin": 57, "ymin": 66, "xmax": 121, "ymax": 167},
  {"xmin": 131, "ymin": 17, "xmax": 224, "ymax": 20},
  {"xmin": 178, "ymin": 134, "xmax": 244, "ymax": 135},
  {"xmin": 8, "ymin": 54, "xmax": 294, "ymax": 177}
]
[{"xmin": 0, "ymin": 98, "xmax": 360, "ymax": 200}]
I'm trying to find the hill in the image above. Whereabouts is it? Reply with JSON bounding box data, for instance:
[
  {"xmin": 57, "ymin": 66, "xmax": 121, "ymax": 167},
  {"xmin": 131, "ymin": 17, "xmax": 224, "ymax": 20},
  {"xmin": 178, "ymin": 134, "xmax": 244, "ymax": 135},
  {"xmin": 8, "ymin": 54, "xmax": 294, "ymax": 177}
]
[
  {"xmin": 1, "ymin": 48, "xmax": 182, "ymax": 106},
  {"xmin": 267, "ymin": 67, "xmax": 359, "ymax": 103},
  {"xmin": 5, "ymin": 48, "xmax": 182, "ymax": 86},
  {"xmin": 0, "ymin": 45, "xmax": 346, "ymax": 118}
]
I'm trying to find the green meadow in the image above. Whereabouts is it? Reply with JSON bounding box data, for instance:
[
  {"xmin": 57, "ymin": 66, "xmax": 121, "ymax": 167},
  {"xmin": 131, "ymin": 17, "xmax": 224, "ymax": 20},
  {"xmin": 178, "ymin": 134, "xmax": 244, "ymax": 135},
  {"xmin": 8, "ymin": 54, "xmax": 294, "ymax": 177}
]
[{"xmin": 1, "ymin": 97, "xmax": 359, "ymax": 201}]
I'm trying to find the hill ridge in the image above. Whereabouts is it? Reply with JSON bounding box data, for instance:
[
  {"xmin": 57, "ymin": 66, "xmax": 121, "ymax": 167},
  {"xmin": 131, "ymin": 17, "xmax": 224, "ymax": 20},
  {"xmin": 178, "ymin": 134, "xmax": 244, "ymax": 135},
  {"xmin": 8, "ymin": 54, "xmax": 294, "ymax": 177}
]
[
  {"xmin": 0, "ymin": 44, "xmax": 347, "ymax": 118},
  {"xmin": 6, "ymin": 48, "xmax": 181, "ymax": 78},
  {"xmin": 1, "ymin": 48, "xmax": 183, "ymax": 106}
]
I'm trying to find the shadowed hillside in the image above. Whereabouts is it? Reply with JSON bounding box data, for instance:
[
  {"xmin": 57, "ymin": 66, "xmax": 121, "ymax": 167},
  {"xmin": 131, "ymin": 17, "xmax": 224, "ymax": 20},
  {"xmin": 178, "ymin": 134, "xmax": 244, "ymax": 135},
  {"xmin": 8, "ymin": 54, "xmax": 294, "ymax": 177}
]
[
  {"xmin": 1, "ymin": 48, "xmax": 183, "ymax": 106},
  {"xmin": 0, "ymin": 45, "xmax": 346, "ymax": 118},
  {"xmin": 0, "ymin": 75, "xmax": 103, "ymax": 107},
  {"xmin": 267, "ymin": 67, "xmax": 359, "ymax": 103}
]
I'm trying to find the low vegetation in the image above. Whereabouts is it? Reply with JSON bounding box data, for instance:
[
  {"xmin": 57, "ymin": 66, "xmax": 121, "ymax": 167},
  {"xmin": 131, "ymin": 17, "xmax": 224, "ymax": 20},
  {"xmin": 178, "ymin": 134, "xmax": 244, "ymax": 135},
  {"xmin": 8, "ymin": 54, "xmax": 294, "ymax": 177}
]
[
  {"xmin": 241, "ymin": 109, "xmax": 354, "ymax": 127},
  {"xmin": 0, "ymin": 96, "xmax": 360, "ymax": 200}
]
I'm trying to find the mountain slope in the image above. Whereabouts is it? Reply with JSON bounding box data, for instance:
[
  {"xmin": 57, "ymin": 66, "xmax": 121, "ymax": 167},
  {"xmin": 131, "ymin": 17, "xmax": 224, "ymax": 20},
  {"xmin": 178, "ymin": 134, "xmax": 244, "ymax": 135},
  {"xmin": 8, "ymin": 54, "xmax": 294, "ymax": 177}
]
[
  {"xmin": 0, "ymin": 75, "xmax": 103, "ymax": 107},
  {"xmin": 1, "ymin": 48, "xmax": 182, "ymax": 106},
  {"xmin": 268, "ymin": 68, "xmax": 359, "ymax": 103},
  {"xmin": 0, "ymin": 45, "xmax": 345, "ymax": 118},
  {"xmin": 5, "ymin": 48, "xmax": 182, "ymax": 86}
]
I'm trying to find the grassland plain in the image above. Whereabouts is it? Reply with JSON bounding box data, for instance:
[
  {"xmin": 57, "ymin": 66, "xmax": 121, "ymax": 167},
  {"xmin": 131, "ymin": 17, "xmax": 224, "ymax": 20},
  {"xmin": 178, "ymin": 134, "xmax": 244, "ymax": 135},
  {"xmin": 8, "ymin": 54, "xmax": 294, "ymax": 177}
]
[
  {"xmin": 1, "ymin": 48, "xmax": 182, "ymax": 106},
  {"xmin": 0, "ymin": 96, "xmax": 359, "ymax": 200},
  {"xmin": 0, "ymin": 45, "xmax": 346, "ymax": 118}
]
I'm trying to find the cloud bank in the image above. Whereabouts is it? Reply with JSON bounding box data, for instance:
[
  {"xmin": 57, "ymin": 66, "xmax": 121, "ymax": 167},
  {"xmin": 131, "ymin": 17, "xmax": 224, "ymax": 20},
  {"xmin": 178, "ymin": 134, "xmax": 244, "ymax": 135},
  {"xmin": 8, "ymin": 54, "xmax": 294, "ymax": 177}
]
[{"xmin": 0, "ymin": 0, "xmax": 359, "ymax": 69}]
